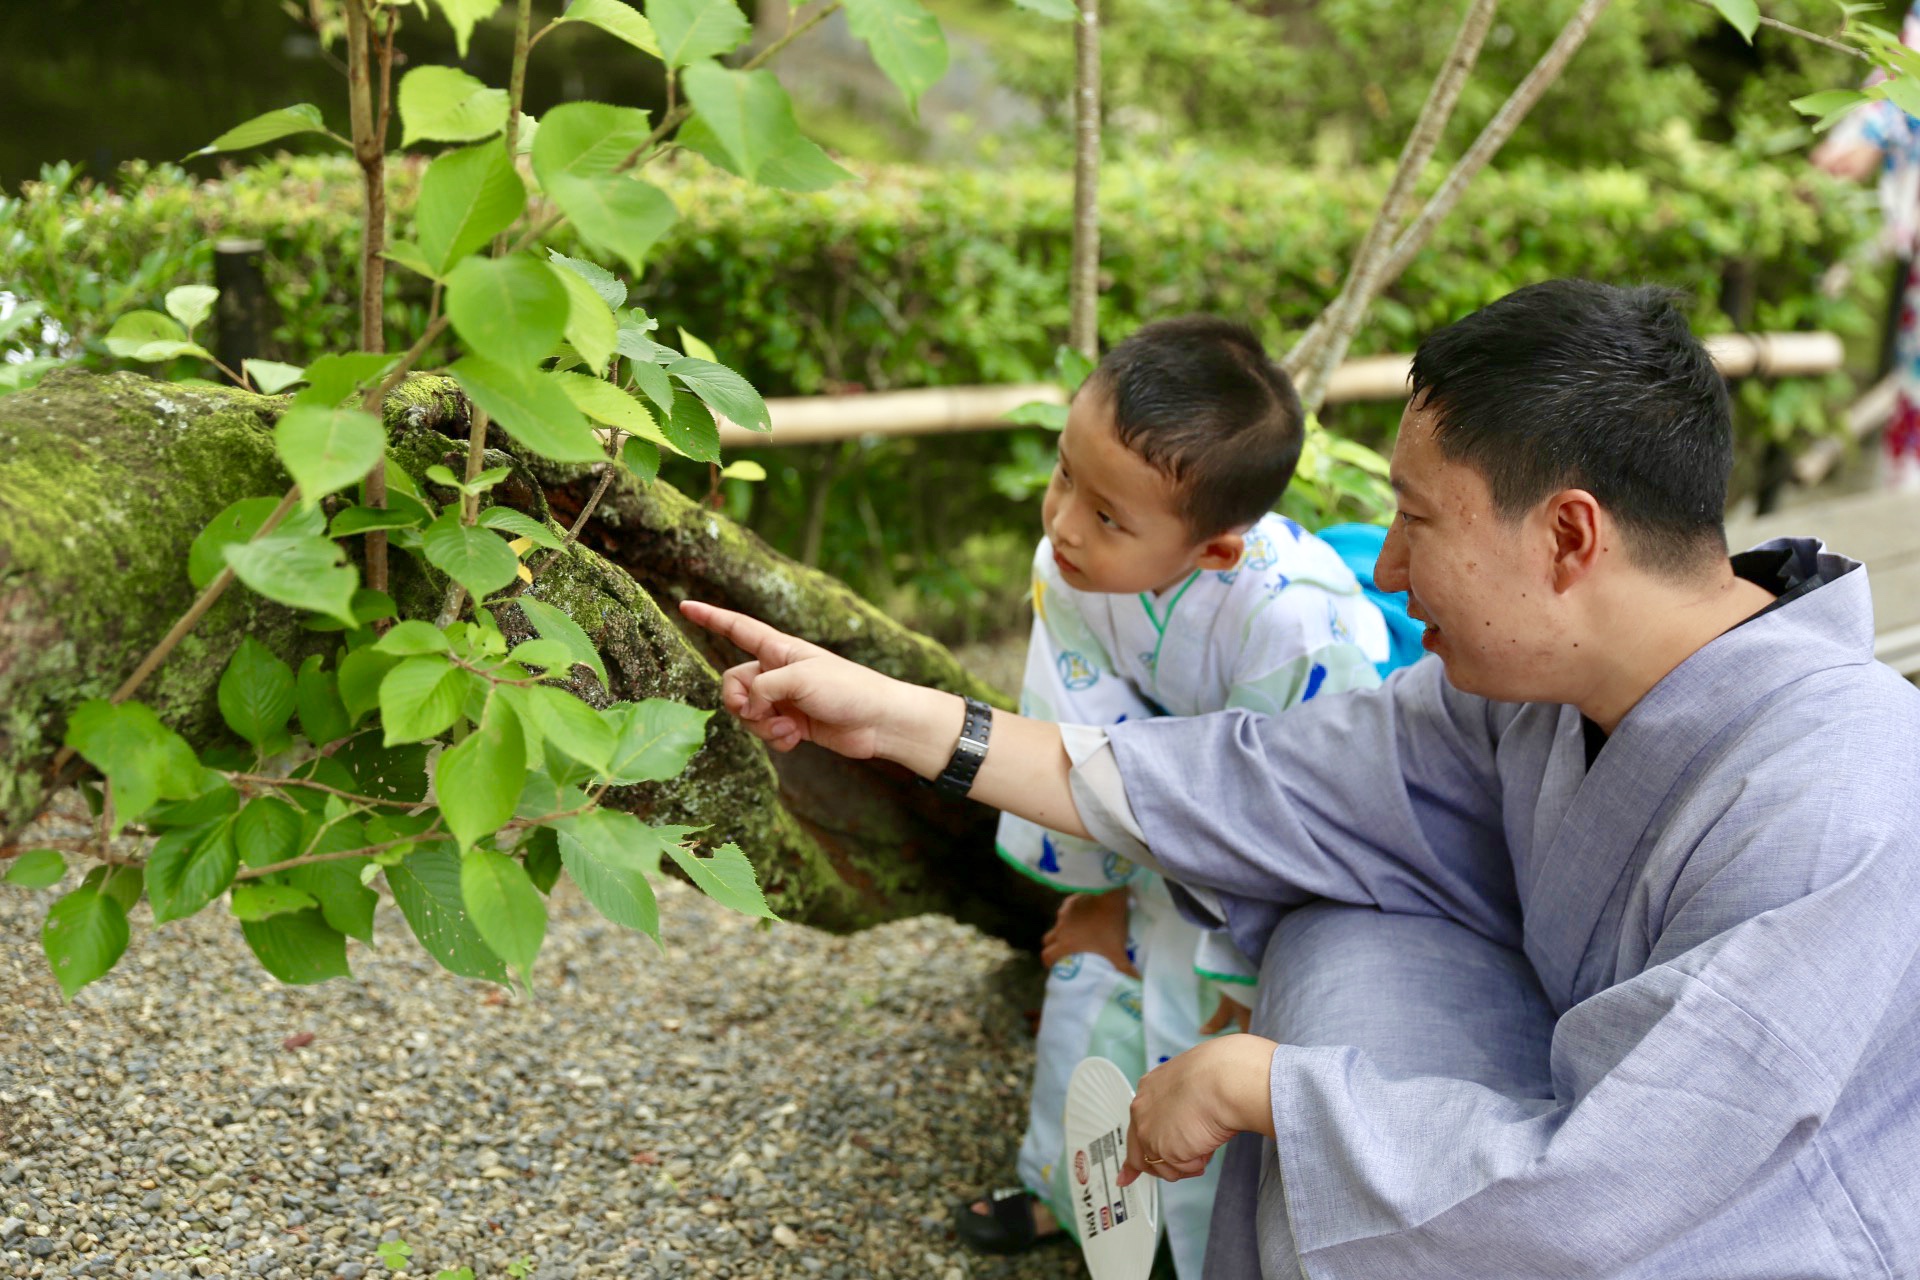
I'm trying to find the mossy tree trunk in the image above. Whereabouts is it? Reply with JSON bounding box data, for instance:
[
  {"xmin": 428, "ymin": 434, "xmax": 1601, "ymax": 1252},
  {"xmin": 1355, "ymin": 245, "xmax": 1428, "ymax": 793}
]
[{"xmin": 0, "ymin": 370, "xmax": 1057, "ymax": 943}]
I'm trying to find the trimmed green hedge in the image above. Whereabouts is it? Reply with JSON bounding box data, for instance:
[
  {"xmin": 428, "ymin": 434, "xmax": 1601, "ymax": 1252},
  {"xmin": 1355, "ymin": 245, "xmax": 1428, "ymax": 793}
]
[{"xmin": 1, "ymin": 136, "xmax": 1882, "ymax": 640}]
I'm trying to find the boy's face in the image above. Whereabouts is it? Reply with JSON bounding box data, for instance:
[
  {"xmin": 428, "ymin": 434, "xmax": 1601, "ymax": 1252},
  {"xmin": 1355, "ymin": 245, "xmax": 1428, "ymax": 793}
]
[{"xmin": 1041, "ymin": 389, "xmax": 1246, "ymax": 596}]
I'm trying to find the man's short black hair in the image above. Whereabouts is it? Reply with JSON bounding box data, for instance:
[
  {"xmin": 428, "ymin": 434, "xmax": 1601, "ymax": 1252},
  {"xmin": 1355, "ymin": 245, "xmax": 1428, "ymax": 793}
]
[
  {"xmin": 1409, "ymin": 280, "xmax": 1732, "ymax": 576},
  {"xmin": 1084, "ymin": 315, "xmax": 1305, "ymax": 538}
]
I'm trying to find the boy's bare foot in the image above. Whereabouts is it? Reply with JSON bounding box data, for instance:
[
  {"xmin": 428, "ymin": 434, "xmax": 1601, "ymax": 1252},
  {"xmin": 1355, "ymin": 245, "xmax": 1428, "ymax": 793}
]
[{"xmin": 1040, "ymin": 889, "xmax": 1139, "ymax": 977}]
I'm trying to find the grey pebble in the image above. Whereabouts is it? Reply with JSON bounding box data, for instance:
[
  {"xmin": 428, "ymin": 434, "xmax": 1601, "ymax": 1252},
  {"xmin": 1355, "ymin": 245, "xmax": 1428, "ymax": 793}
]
[{"xmin": 336, "ymin": 1265, "xmax": 367, "ymax": 1280}]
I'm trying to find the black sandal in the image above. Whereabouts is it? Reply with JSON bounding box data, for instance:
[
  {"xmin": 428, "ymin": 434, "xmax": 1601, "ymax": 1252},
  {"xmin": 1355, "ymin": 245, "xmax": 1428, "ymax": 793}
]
[{"xmin": 953, "ymin": 1187, "xmax": 1071, "ymax": 1256}]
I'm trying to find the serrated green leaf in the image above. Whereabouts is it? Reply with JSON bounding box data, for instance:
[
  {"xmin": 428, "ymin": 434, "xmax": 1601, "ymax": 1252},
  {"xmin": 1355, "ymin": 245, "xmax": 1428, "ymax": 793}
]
[
  {"xmin": 516, "ymin": 596, "xmax": 609, "ymax": 686},
  {"xmin": 423, "ymin": 511, "xmax": 522, "ymax": 601},
  {"xmin": 230, "ymin": 882, "xmax": 318, "ymax": 922},
  {"xmin": 461, "ymin": 848, "xmax": 546, "ymax": 987},
  {"xmin": 435, "ymin": 0, "xmax": 504, "ymax": 56},
  {"xmin": 165, "ymin": 285, "xmax": 219, "ymax": 334},
  {"xmin": 548, "ymin": 251, "xmax": 627, "ymax": 309},
  {"xmin": 274, "ymin": 404, "xmax": 387, "ymax": 508},
  {"xmin": 451, "ymin": 354, "xmax": 607, "ymax": 464},
  {"xmin": 331, "ymin": 504, "xmax": 428, "ymax": 537},
  {"xmin": 338, "ymin": 647, "xmax": 400, "ymax": 723},
  {"xmin": 390, "ymin": 845, "xmax": 511, "ymax": 981},
  {"xmin": 379, "ymin": 654, "xmax": 470, "ymax": 744},
  {"xmin": 667, "ymin": 355, "xmax": 769, "ymax": 431},
  {"xmin": 521, "ymin": 826, "xmax": 563, "ymax": 894},
  {"xmin": 337, "ymin": 736, "xmax": 433, "ymax": 805},
  {"xmin": 241, "ymin": 907, "xmax": 350, "ymax": 984},
  {"xmin": 554, "ymin": 808, "xmax": 662, "ymax": 941},
  {"xmin": 676, "ymin": 113, "xmax": 853, "ymax": 192},
  {"xmin": 4, "ymin": 850, "xmax": 67, "ymax": 890},
  {"xmin": 1704, "ymin": 0, "xmax": 1758, "ymax": 41},
  {"xmin": 446, "ymin": 253, "xmax": 570, "ymax": 369},
  {"xmin": 42, "ymin": 886, "xmax": 129, "ymax": 1000},
  {"xmin": 437, "ymin": 696, "xmax": 526, "ymax": 850},
  {"xmin": 651, "ymin": 0, "xmax": 751, "ymax": 67},
  {"xmin": 842, "ymin": 0, "xmax": 947, "ymax": 112},
  {"xmin": 622, "ymin": 437, "xmax": 661, "ymax": 483},
  {"xmin": 532, "ymin": 103, "xmax": 678, "ymax": 275},
  {"xmin": 218, "ymin": 637, "xmax": 297, "ymax": 753},
  {"xmin": 234, "ymin": 796, "xmax": 304, "ymax": 869},
  {"xmin": 417, "ymin": 140, "xmax": 527, "ymax": 277},
  {"xmin": 104, "ymin": 310, "xmax": 189, "ymax": 359},
  {"xmin": 144, "ymin": 770, "xmax": 238, "ymax": 830},
  {"xmin": 508, "ymin": 638, "xmax": 574, "ymax": 670},
  {"xmin": 400, "ymin": 66, "xmax": 510, "ymax": 146},
  {"xmin": 477, "ymin": 506, "xmax": 565, "ymax": 549},
  {"xmin": 64, "ymin": 700, "xmax": 205, "ymax": 832},
  {"xmin": 550, "ymin": 369, "xmax": 672, "ymax": 447},
  {"xmin": 384, "ymin": 239, "xmax": 443, "ymax": 281},
  {"xmin": 659, "ymin": 387, "xmax": 721, "ymax": 462},
  {"xmin": 189, "ymin": 498, "xmax": 326, "ymax": 590},
  {"xmin": 666, "ymin": 840, "xmax": 775, "ymax": 918},
  {"xmin": 244, "ymin": 359, "xmax": 307, "ymax": 395},
  {"xmin": 559, "ymin": 0, "xmax": 662, "ymax": 55},
  {"xmin": 680, "ymin": 64, "xmax": 790, "ymax": 184},
  {"xmin": 286, "ymin": 851, "xmax": 379, "ymax": 942},
  {"xmin": 514, "ymin": 685, "xmax": 615, "ymax": 772},
  {"xmin": 374, "ymin": 620, "xmax": 454, "ymax": 656},
  {"xmin": 224, "ymin": 533, "xmax": 359, "ymax": 627},
  {"xmin": 148, "ymin": 817, "xmax": 240, "ymax": 923},
  {"xmin": 291, "ymin": 352, "xmax": 398, "ymax": 409},
  {"xmin": 549, "ymin": 261, "xmax": 618, "ymax": 375},
  {"xmin": 603, "ymin": 698, "xmax": 712, "ymax": 783},
  {"xmin": 192, "ymin": 103, "xmax": 333, "ymax": 157},
  {"xmin": 83, "ymin": 864, "xmax": 145, "ymax": 914},
  {"xmin": 719, "ymin": 459, "xmax": 766, "ymax": 481}
]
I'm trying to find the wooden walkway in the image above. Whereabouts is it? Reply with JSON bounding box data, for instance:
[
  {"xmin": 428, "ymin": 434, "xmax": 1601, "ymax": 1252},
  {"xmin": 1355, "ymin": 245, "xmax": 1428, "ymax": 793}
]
[{"xmin": 1729, "ymin": 487, "xmax": 1920, "ymax": 677}]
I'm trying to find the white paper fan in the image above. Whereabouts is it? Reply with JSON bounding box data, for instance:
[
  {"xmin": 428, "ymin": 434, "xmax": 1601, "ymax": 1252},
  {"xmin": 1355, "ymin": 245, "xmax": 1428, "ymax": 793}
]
[{"xmin": 1061, "ymin": 1057, "xmax": 1160, "ymax": 1280}]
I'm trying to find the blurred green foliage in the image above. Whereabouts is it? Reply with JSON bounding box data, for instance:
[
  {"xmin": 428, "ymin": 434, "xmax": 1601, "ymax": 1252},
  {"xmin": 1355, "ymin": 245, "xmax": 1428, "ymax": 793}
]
[{"xmin": 1, "ymin": 134, "xmax": 1880, "ymax": 640}]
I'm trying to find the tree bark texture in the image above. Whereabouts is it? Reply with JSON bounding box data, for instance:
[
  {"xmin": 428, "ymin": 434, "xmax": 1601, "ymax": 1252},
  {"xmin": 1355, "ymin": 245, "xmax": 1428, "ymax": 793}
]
[{"xmin": 0, "ymin": 370, "xmax": 1057, "ymax": 943}]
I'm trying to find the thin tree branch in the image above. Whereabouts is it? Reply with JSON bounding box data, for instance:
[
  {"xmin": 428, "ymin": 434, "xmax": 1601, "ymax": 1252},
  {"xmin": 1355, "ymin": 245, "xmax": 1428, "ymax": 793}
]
[
  {"xmin": 517, "ymin": 430, "xmax": 626, "ymax": 591},
  {"xmin": 235, "ymin": 827, "xmax": 441, "ymax": 881},
  {"xmin": 348, "ymin": 0, "xmax": 396, "ymax": 598},
  {"xmin": 1069, "ymin": 0, "xmax": 1101, "ymax": 361},
  {"xmin": 1685, "ymin": 0, "xmax": 1866, "ymax": 59},
  {"xmin": 227, "ymin": 773, "xmax": 411, "ymax": 810}
]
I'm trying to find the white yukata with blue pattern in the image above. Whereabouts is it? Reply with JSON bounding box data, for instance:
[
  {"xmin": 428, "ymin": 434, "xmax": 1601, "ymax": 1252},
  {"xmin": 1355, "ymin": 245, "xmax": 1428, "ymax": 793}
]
[{"xmin": 995, "ymin": 511, "xmax": 1389, "ymax": 1279}]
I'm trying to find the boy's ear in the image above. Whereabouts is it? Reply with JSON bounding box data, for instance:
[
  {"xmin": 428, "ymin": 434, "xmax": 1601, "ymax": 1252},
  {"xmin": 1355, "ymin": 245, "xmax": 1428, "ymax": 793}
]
[{"xmin": 1194, "ymin": 530, "xmax": 1246, "ymax": 573}]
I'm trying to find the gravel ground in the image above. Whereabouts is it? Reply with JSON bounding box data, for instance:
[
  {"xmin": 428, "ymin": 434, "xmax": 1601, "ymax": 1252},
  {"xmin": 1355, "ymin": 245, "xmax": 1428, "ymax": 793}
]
[{"xmin": 0, "ymin": 836, "xmax": 1089, "ymax": 1280}]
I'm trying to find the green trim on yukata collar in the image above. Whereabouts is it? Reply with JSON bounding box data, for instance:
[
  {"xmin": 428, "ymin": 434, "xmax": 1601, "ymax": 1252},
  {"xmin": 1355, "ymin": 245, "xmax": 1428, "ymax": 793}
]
[
  {"xmin": 1139, "ymin": 570, "xmax": 1202, "ymax": 673},
  {"xmin": 1195, "ymin": 967, "xmax": 1258, "ymax": 985}
]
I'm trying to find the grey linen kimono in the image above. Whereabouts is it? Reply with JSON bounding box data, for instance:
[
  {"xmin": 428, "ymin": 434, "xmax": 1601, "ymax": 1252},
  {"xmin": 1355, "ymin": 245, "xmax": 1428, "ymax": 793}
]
[{"xmin": 1069, "ymin": 539, "xmax": 1920, "ymax": 1278}]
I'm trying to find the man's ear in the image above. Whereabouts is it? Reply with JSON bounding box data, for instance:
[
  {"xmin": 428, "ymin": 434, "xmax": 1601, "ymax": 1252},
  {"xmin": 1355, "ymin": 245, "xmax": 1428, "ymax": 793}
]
[
  {"xmin": 1194, "ymin": 529, "xmax": 1246, "ymax": 573},
  {"xmin": 1547, "ymin": 488, "xmax": 1605, "ymax": 592}
]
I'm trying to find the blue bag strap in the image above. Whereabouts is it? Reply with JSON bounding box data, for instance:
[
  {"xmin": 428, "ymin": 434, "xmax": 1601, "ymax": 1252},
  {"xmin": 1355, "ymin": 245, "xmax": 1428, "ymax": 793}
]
[{"xmin": 1316, "ymin": 522, "xmax": 1427, "ymax": 677}]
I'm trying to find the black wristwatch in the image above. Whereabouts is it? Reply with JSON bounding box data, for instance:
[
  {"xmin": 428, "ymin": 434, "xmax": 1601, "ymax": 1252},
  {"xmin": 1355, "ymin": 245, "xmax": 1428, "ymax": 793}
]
[{"xmin": 933, "ymin": 696, "xmax": 993, "ymax": 797}]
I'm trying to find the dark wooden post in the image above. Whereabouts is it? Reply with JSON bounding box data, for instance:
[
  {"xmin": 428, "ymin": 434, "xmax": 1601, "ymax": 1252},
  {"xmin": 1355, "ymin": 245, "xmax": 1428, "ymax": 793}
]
[{"xmin": 213, "ymin": 238, "xmax": 273, "ymax": 375}]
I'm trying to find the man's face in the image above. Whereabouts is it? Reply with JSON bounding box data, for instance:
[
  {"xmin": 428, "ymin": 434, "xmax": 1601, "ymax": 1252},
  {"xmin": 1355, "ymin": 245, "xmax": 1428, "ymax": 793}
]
[
  {"xmin": 1041, "ymin": 389, "xmax": 1228, "ymax": 596},
  {"xmin": 1375, "ymin": 401, "xmax": 1572, "ymax": 701}
]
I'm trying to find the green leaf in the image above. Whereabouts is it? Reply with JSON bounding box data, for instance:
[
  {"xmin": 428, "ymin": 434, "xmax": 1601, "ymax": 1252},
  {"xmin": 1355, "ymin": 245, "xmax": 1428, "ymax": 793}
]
[
  {"xmin": 417, "ymin": 140, "xmax": 527, "ymax": 277},
  {"xmin": 291, "ymin": 352, "xmax": 398, "ymax": 409},
  {"xmin": 229, "ymin": 882, "xmax": 318, "ymax": 922},
  {"xmin": 532, "ymin": 102, "xmax": 679, "ymax": 275},
  {"xmin": 144, "ymin": 771, "xmax": 239, "ymax": 830},
  {"xmin": 446, "ymin": 254, "xmax": 570, "ymax": 369},
  {"xmin": 84, "ymin": 864, "xmax": 145, "ymax": 915},
  {"xmin": 842, "ymin": 0, "xmax": 947, "ymax": 111},
  {"xmin": 0, "ymin": 300, "xmax": 43, "ymax": 345},
  {"xmin": 666, "ymin": 840, "xmax": 775, "ymax": 919},
  {"xmin": 331, "ymin": 504, "xmax": 427, "ymax": 537},
  {"xmin": 451, "ymin": 355, "xmax": 607, "ymax": 464},
  {"xmin": 719, "ymin": 459, "xmax": 766, "ymax": 481},
  {"xmin": 521, "ymin": 826, "xmax": 562, "ymax": 894},
  {"xmin": 622, "ymin": 437, "xmax": 661, "ymax": 483},
  {"xmin": 337, "ymin": 736, "xmax": 433, "ymax": 805},
  {"xmin": 384, "ymin": 240, "xmax": 443, "ymax": 282},
  {"xmin": 1011, "ymin": 0, "xmax": 1076, "ymax": 21},
  {"xmin": 286, "ymin": 853, "xmax": 379, "ymax": 942},
  {"xmin": 241, "ymin": 907, "xmax": 351, "ymax": 984},
  {"xmin": 191, "ymin": 103, "xmax": 333, "ymax": 157},
  {"xmin": 680, "ymin": 64, "xmax": 792, "ymax": 184},
  {"xmin": 461, "ymin": 848, "xmax": 547, "ymax": 986},
  {"xmin": 516, "ymin": 596, "xmax": 609, "ymax": 686},
  {"xmin": 676, "ymin": 328, "xmax": 717, "ymax": 363},
  {"xmin": 514, "ymin": 685, "xmax": 615, "ymax": 772},
  {"xmin": 165, "ymin": 285, "xmax": 219, "ymax": 334},
  {"xmin": 651, "ymin": 0, "xmax": 751, "ymax": 67},
  {"xmin": 559, "ymin": 0, "xmax": 662, "ymax": 55},
  {"xmin": 477, "ymin": 506, "xmax": 565, "ymax": 549},
  {"xmin": 42, "ymin": 886, "xmax": 129, "ymax": 1000},
  {"xmin": 627, "ymin": 356, "xmax": 676, "ymax": 419},
  {"xmin": 676, "ymin": 113, "xmax": 853, "ymax": 192},
  {"xmin": 338, "ymin": 647, "xmax": 400, "ymax": 723},
  {"xmin": 224, "ymin": 533, "xmax": 359, "ymax": 628},
  {"xmin": 190, "ymin": 498, "xmax": 326, "ymax": 590},
  {"xmin": 64, "ymin": 699, "xmax": 204, "ymax": 831},
  {"xmin": 1704, "ymin": 0, "xmax": 1758, "ymax": 41},
  {"xmin": 234, "ymin": 797, "xmax": 303, "ymax": 869},
  {"xmin": 377, "ymin": 1242, "xmax": 415, "ymax": 1270},
  {"xmin": 399, "ymin": 66, "xmax": 510, "ymax": 147},
  {"xmin": 374, "ymin": 620, "xmax": 454, "ymax": 656},
  {"xmin": 390, "ymin": 845, "xmax": 511, "ymax": 982},
  {"xmin": 435, "ymin": 0, "xmax": 504, "ymax": 57},
  {"xmin": 4, "ymin": 850, "xmax": 67, "ymax": 890},
  {"xmin": 437, "ymin": 696, "xmax": 526, "ymax": 850},
  {"xmin": 603, "ymin": 698, "xmax": 712, "ymax": 783},
  {"xmin": 667, "ymin": 355, "xmax": 769, "ymax": 431},
  {"xmin": 218, "ymin": 637, "xmax": 297, "ymax": 754},
  {"xmin": 147, "ymin": 817, "xmax": 240, "ymax": 923},
  {"xmin": 379, "ymin": 655, "xmax": 471, "ymax": 745},
  {"xmin": 104, "ymin": 310, "xmax": 212, "ymax": 364},
  {"xmin": 549, "ymin": 251, "xmax": 627, "ymax": 309},
  {"xmin": 1004, "ymin": 400, "xmax": 1067, "ymax": 430},
  {"xmin": 554, "ymin": 809, "xmax": 661, "ymax": 941},
  {"xmin": 549, "ymin": 261, "xmax": 618, "ymax": 375},
  {"xmin": 550, "ymin": 369, "xmax": 670, "ymax": 447},
  {"xmin": 1881, "ymin": 74, "xmax": 1920, "ymax": 119},
  {"xmin": 660, "ymin": 387, "xmax": 721, "ymax": 462},
  {"xmin": 244, "ymin": 359, "xmax": 306, "ymax": 395},
  {"xmin": 1793, "ymin": 89, "xmax": 1871, "ymax": 133},
  {"xmin": 508, "ymin": 638, "xmax": 574, "ymax": 669},
  {"xmin": 423, "ymin": 512, "xmax": 522, "ymax": 600}
]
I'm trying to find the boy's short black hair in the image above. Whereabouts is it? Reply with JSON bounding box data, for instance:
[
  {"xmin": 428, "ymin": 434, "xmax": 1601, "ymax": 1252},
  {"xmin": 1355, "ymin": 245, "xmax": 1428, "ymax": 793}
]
[
  {"xmin": 1409, "ymin": 280, "xmax": 1731, "ymax": 577},
  {"xmin": 1083, "ymin": 315, "xmax": 1305, "ymax": 538}
]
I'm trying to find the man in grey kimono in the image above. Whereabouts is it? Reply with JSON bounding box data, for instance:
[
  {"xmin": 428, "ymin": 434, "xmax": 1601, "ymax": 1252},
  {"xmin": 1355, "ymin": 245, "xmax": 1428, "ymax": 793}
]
[{"xmin": 683, "ymin": 279, "xmax": 1920, "ymax": 1277}]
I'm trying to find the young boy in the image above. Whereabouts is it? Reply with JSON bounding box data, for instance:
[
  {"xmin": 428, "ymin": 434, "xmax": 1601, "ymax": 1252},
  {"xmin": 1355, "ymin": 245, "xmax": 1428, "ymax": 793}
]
[{"xmin": 955, "ymin": 316, "xmax": 1393, "ymax": 1278}]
